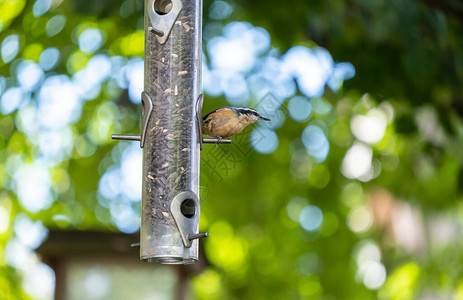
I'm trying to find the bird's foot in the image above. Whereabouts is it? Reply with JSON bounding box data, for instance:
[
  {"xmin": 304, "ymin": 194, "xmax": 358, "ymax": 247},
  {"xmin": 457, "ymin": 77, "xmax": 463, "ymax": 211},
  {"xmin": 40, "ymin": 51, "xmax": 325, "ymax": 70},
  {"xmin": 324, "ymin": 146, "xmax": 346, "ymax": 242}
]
[{"xmin": 215, "ymin": 136, "xmax": 222, "ymax": 147}]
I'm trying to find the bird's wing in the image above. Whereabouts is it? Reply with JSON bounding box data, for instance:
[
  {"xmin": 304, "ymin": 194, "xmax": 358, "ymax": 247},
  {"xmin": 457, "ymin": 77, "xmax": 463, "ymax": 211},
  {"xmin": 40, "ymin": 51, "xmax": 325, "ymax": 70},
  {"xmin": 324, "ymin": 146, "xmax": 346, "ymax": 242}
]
[{"xmin": 202, "ymin": 107, "xmax": 234, "ymax": 120}]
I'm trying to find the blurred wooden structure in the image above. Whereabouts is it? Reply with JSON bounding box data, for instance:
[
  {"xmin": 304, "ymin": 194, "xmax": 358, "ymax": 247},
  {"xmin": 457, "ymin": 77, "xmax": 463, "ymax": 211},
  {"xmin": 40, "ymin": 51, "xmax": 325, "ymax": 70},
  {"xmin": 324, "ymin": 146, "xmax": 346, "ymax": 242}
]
[{"xmin": 36, "ymin": 230, "xmax": 204, "ymax": 300}]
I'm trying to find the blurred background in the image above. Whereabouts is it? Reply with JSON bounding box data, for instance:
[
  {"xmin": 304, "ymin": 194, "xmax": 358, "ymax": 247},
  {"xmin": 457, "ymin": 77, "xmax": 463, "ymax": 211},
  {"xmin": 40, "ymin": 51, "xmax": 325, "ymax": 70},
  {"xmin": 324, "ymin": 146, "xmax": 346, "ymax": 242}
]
[{"xmin": 0, "ymin": 0, "xmax": 463, "ymax": 299}]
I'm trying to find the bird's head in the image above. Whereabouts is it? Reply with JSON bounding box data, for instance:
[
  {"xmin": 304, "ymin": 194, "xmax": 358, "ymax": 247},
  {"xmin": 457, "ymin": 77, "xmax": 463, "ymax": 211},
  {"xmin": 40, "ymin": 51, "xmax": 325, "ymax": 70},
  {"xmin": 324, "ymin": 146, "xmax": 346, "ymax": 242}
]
[{"xmin": 235, "ymin": 107, "xmax": 271, "ymax": 125}]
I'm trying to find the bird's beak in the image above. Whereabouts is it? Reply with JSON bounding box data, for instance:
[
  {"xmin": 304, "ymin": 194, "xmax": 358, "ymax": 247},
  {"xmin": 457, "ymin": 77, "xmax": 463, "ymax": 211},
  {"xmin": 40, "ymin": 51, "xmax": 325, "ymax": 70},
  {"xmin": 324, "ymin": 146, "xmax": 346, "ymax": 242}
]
[{"xmin": 259, "ymin": 116, "xmax": 271, "ymax": 121}]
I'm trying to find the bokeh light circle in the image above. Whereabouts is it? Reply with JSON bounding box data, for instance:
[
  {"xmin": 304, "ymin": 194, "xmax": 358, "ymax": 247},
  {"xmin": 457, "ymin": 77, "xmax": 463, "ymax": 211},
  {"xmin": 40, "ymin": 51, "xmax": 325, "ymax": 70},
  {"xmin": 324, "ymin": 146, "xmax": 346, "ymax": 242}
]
[
  {"xmin": 251, "ymin": 127, "xmax": 278, "ymax": 154},
  {"xmin": 288, "ymin": 96, "xmax": 312, "ymax": 122},
  {"xmin": 299, "ymin": 205, "xmax": 323, "ymax": 232}
]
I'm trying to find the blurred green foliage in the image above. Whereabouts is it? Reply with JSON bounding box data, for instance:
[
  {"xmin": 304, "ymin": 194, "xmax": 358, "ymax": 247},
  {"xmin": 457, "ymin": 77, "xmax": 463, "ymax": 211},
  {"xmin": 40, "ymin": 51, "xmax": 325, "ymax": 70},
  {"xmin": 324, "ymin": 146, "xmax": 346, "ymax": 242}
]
[{"xmin": 1, "ymin": 0, "xmax": 463, "ymax": 299}]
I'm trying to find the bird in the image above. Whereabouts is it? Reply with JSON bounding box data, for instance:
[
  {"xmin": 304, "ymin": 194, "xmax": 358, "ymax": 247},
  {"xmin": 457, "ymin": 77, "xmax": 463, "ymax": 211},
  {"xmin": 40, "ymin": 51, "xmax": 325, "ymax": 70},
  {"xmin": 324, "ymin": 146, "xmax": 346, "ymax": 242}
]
[{"xmin": 202, "ymin": 107, "xmax": 271, "ymax": 139}]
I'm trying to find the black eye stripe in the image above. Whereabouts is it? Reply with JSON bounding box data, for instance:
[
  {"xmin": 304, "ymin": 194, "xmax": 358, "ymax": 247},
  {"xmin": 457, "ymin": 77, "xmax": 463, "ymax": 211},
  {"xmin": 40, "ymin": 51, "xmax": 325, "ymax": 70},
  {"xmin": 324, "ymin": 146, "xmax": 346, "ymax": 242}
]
[{"xmin": 236, "ymin": 108, "xmax": 259, "ymax": 115}]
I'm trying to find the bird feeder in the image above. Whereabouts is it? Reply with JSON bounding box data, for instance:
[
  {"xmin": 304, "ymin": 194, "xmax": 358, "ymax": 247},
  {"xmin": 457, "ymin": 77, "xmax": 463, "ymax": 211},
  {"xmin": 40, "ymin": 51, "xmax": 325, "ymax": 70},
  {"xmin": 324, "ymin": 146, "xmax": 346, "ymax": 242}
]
[{"xmin": 112, "ymin": 0, "xmax": 230, "ymax": 264}]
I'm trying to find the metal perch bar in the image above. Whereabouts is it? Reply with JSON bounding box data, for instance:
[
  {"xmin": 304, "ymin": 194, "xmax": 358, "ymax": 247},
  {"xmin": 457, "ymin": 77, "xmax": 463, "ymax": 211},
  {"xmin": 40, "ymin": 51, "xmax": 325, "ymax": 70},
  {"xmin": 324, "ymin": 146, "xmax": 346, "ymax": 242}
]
[
  {"xmin": 111, "ymin": 134, "xmax": 141, "ymax": 141},
  {"xmin": 131, "ymin": 242, "xmax": 141, "ymax": 248},
  {"xmin": 203, "ymin": 138, "xmax": 232, "ymax": 144},
  {"xmin": 188, "ymin": 232, "xmax": 209, "ymax": 240}
]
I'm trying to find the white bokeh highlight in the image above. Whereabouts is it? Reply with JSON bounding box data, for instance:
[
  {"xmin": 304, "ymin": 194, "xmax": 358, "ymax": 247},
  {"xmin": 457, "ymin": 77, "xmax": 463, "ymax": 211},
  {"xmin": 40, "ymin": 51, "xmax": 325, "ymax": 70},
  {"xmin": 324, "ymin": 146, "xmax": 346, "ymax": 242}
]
[
  {"xmin": 355, "ymin": 240, "xmax": 386, "ymax": 290},
  {"xmin": 351, "ymin": 108, "xmax": 388, "ymax": 144},
  {"xmin": 341, "ymin": 142, "xmax": 374, "ymax": 181},
  {"xmin": 14, "ymin": 162, "xmax": 54, "ymax": 213}
]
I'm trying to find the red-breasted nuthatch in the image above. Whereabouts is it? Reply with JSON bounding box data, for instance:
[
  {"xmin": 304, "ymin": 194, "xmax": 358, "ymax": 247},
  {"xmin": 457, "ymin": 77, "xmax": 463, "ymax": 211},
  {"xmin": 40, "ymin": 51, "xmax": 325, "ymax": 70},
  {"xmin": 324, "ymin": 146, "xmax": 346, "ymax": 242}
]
[{"xmin": 202, "ymin": 107, "xmax": 271, "ymax": 139}]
